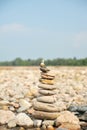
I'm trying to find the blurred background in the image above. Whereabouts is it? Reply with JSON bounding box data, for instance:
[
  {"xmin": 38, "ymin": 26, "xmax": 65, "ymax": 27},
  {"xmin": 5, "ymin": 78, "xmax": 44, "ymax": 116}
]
[{"xmin": 0, "ymin": 0, "xmax": 87, "ymax": 65}]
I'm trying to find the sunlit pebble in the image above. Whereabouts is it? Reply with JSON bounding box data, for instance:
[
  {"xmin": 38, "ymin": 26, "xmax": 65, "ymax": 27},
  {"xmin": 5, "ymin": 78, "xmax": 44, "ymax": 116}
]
[
  {"xmin": 47, "ymin": 125, "xmax": 55, "ymax": 130},
  {"xmin": 19, "ymin": 127, "xmax": 25, "ymax": 130}
]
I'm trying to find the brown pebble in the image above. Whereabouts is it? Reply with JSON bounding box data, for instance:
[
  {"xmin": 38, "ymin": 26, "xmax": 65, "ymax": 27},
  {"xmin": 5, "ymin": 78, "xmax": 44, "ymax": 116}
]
[
  {"xmin": 19, "ymin": 127, "xmax": 25, "ymax": 130},
  {"xmin": 47, "ymin": 125, "xmax": 55, "ymax": 130},
  {"xmin": 2, "ymin": 105, "xmax": 9, "ymax": 110}
]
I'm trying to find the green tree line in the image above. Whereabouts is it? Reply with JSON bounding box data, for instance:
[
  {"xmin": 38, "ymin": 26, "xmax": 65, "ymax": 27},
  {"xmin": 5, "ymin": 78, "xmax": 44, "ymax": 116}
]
[{"xmin": 0, "ymin": 57, "xmax": 87, "ymax": 66}]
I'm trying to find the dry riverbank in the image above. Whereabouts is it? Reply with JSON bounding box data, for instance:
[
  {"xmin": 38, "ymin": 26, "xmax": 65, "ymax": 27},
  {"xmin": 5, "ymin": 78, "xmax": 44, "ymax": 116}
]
[{"xmin": 0, "ymin": 66, "xmax": 87, "ymax": 130}]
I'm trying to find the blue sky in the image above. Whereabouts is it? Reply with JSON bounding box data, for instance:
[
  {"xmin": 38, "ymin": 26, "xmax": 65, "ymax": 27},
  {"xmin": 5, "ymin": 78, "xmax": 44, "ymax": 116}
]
[{"xmin": 0, "ymin": 0, "xmax": 87, "ymax": 61}]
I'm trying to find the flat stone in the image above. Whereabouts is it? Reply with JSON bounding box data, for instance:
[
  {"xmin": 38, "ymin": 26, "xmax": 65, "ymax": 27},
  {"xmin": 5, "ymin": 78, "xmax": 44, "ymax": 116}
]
[
  {"xmin": 39, "ymin": 89, "xmax": 56, "ymax": 96},
  {"xmin": 37, "ymin": 96, "xmax": 57, "ymax": 103},
  {"xmin": 40, "ymin": 67, "xmax": 50, "ymax": 73},
  {"xmin": 38, "ymin": 84, "xmax": 56, "ymax": 90},
  {"xmin": 39, "ymin": 79, "xmax": 54, "ymax": 85},
  {"xmin": 33, "ymin": 99, "xmax": 58, "ymax": 112},
  {"xmin": 31, "ymin": 110, "xmax": 59, "ymax": 120},
  {"xmin": 41, "ymin": 73, "xmax": 55, "ymax": 80}
]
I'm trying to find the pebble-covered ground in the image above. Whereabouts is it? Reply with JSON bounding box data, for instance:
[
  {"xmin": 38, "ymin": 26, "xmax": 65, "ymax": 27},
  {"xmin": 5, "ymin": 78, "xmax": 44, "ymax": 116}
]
[{"xmin": 0, "ymin": 66, "xmax": 87, "ymax": 130}]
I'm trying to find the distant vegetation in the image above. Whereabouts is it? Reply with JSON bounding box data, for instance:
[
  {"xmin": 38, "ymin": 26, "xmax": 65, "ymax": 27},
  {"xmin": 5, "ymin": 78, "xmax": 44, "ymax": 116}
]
[{"xmin": 0, "ymin": 57, "xmax": 87, "ymax": 66}]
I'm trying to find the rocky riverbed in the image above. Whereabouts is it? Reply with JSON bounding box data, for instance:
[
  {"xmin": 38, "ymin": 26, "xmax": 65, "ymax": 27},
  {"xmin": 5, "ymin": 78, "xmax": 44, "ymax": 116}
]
[{"xmin": 0, "ymin": 66, "xmax": 87, "ymax": 130}]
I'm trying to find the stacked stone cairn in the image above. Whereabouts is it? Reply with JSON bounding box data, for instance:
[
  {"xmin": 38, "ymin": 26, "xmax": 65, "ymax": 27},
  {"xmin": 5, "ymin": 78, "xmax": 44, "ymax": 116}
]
[{"xmin": 32, "ymin": 60, "xmax": 59, "ymax": 125}]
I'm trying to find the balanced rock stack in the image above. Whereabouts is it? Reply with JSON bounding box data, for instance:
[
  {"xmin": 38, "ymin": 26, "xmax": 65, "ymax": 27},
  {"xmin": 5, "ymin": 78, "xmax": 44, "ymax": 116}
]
[{"xmin": 32, "ymin": 60, "xmax": 59, "ymax": 120}]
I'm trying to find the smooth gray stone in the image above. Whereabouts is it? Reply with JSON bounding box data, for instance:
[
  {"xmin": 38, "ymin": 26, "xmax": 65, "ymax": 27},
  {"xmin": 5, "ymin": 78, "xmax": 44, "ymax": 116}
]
[
  {"xmin": 39, "ymin": 89, "xmax": 56, "ymax": 95},
  {"xmin": 37, "ymin": 95, "xmax": 57, "ymax": 103},
  {"xmin": 32, "ymin": 109, "xmax": 59, "ymax": 120},
  {"xmin": 32, "ymin": 99, "xmax": 58, "ymax": 112},
  {"xmin": 68, "ymin": 105, "xmax": 78, "ymax": 112},
  {"xmin": 68, "ymin": 105, "xmax": 87, "ymax": 113},
  {"xmin": 77, "ymin": 105, "xmax": 87, "ymax": 112},
  {"xmin": 38, "ymin": 84, "xmax": 57, "ymax": 90}
]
